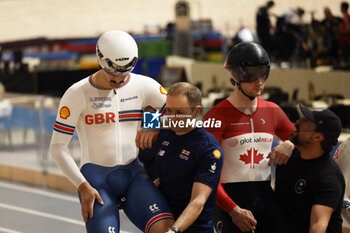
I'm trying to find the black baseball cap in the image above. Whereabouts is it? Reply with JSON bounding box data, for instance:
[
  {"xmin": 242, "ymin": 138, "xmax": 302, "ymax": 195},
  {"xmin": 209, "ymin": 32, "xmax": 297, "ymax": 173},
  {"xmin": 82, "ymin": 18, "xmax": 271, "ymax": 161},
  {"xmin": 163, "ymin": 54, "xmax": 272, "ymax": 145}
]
[{"xmin": 300, "ymin": 104, "xmax": 342, "ymax": 144}]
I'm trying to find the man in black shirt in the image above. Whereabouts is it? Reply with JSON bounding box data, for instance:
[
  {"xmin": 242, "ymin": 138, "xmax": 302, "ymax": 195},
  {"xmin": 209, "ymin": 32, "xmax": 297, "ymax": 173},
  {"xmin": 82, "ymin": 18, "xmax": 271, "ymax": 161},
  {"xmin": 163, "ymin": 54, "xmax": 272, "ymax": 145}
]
[{"xmin": 275, "ymin": 104, "xmax": 345, "ymax": 233}]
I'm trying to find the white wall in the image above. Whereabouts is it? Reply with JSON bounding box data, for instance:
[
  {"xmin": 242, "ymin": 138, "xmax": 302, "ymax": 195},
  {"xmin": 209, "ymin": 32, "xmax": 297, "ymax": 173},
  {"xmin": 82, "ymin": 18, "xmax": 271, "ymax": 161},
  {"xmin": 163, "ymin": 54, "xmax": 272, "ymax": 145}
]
[{"xmin": 0, "ymin": 0, "xmax": 347, "ymax": 43}]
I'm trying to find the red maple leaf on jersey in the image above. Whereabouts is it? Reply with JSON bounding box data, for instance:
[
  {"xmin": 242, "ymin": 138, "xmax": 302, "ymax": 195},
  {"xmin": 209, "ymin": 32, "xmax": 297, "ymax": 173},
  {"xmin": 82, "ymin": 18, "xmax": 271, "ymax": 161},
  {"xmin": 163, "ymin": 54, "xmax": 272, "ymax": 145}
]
[{"xmin": 239, "ymin": 148, "xmax": 264, "ymax": 168}]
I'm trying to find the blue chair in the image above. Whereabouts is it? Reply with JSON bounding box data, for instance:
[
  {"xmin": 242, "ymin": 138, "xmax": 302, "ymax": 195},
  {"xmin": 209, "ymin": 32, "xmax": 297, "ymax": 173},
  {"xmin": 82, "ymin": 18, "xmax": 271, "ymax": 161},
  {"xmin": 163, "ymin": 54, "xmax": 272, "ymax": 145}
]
[
  {"xmin": 42, "ymin": 108, "xmax": 57, "ymax": 135},
  {"xmin": 9, "ymin": 107, "xmax": 41, "ymax": 144}
]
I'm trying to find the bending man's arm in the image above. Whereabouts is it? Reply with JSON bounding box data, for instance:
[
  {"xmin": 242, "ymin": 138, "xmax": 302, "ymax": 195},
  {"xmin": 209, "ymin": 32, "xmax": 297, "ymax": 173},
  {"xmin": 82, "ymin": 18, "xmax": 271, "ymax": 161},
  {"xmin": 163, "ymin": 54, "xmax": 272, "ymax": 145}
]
[
  {"xmin": 50, "ymin": 142, "xmax": 86, "ymax": 187},
  {"xmin": 137, "ymin": 78, "xmax": 167, "ymax": 149},
  {"xmin": 50, "ymin": 133, "xmax": 104, "ymax": 223},
  {"xmin": 50, "ymin": 85, "xmax": 103, "ymax": 222},
  {"xmin": 50, "ymin": 85, "xmax": 87, "ymax": 188}
]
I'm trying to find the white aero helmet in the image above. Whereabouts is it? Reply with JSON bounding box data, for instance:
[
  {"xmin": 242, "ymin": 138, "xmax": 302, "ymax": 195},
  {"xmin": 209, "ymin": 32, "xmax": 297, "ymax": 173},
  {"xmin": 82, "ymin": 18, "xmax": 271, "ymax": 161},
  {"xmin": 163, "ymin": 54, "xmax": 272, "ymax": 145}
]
[{"xmin": 96, "ymin": 30, "xmax": 138, "ymax": 76}]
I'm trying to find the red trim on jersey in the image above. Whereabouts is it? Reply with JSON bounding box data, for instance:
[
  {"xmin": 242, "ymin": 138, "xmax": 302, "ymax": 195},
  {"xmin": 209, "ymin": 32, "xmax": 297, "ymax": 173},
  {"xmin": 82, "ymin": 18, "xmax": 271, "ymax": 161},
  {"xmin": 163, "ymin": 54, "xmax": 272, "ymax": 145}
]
[
  {"xmin": 88, "ymin": 74, "xmax": 130, "ymax": 89},
  {"xmin": 54, "ymin": 123, "xmax": 75, "ymax": 133},
  {"xmin": 118, "ymin": 113, "xmax": 142, "ymax": 119},
  {"xmin": 145, "ymin": 213, "xmax": 174, "ymax": 233},
  {"xmin": 88, "ymin": 75, "xmax": 109, "ymax": 90},
  {"xmin": 119, "ymin": 74, "xmax": 130, "ymax": 88}
]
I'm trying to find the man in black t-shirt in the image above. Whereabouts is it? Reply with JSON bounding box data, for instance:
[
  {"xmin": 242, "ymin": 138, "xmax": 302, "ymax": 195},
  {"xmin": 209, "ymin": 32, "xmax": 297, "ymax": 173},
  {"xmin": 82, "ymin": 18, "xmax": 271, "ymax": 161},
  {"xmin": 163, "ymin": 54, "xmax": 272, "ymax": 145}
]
[{"xmin": 275, "ymin": 104, "xmax": 345, "ymax": 233}]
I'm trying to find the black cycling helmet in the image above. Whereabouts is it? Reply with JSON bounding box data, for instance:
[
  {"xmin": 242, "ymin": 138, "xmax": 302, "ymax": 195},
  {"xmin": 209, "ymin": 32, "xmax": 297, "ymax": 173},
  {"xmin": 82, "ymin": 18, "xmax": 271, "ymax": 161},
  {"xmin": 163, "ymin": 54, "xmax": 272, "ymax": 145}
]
[{"xmin": 226, "ymin": 42, "xmax": 270, "ymax": 84}]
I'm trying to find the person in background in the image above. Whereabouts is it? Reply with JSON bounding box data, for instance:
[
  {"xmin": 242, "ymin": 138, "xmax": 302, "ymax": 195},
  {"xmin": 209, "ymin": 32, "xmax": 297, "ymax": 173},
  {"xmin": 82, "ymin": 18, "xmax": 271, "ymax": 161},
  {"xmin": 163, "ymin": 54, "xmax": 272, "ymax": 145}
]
[
  {"xmin": 154, "ymin": 82, "xmax": 223, "ymax": 233},
  {"xmin": 256, "ymin": 1, "xmax": 275, "ymax": 54},
  {"xmin": 339, "ymin": 1, "xmax": 350, "ymax": 66},
  {"xmin": 275, "ymin": 105, "xmax": 345, "ymax": 233},
  {"xmin": 50, "ymin": 30, "xmax": 174, "ymax": 233},
  {"xmin": 203, "ymin": 42, "xmax": 296, "ymax": 233},
  {"xmin": 320, "ymin": 7, "xmax": 342, "ymax": 66}
]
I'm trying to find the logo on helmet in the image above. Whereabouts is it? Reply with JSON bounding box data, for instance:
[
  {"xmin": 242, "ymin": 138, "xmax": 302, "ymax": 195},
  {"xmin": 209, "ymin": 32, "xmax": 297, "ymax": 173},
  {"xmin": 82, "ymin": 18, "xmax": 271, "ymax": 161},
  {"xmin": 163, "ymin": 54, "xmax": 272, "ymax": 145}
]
[
  {"xmin": 96, "ymin": 47, "xmax": 104, "ymax": 59},
  {"xmin": 116, "ymin": 57, "xmax": 130, "ymax": 61}
]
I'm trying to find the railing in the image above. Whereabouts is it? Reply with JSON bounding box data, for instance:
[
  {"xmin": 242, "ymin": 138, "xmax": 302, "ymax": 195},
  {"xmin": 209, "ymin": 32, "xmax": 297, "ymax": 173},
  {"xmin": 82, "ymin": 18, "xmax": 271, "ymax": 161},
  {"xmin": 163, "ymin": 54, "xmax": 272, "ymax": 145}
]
[{"xmin": 0, "ymin": 93, "xmax": 80, "ymax": 175}]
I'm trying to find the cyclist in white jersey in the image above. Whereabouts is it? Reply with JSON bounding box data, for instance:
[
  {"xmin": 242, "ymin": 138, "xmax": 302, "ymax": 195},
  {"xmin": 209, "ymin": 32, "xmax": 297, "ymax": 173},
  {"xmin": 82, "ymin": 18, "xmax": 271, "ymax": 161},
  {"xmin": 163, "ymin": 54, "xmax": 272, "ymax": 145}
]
[
  {"xmin": 333, "ymin": 137, "xmax": 350, "ymax": 224},
  {"xmin": 50, "ymin": 30, "xmax": 174, "ymax": 233}
]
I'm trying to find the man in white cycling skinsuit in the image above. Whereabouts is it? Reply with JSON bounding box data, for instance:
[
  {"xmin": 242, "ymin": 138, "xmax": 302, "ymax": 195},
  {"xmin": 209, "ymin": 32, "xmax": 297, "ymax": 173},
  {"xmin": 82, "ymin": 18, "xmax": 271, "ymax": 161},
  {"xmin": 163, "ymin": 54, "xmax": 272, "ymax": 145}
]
[
  {"xmin": 333, "ymin": 137, "xmax": 350, "ymax": 225},
  {"xmin": 50, "ymin": 30, "xmax": 174, "ymax": 233}
]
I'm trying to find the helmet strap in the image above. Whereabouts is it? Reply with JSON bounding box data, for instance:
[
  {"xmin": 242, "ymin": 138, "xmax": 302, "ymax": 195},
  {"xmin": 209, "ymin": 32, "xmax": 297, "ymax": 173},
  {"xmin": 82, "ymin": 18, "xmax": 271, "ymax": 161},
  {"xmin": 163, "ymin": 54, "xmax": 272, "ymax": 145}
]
[{"xmin": 236, "ymin": 81, "xmax": 256, "ymax": 101}]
